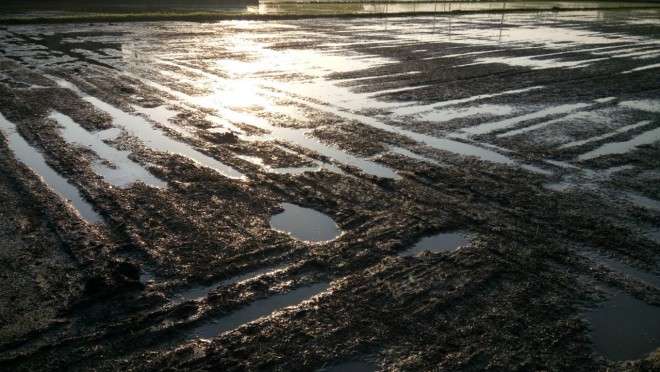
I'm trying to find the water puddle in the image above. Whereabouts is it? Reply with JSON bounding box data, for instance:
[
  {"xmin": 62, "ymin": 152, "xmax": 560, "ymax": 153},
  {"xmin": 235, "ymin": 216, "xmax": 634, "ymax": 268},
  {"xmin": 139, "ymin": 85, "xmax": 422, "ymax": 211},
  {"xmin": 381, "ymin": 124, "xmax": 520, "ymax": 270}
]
[
  {"xmin": 623, "ymin": 63, "xmax": 660, "ymax": 74},
  {"xmin": 235, "ymin": 148, "xmax": 333, "ymax": 175},
  {"xmin": 582, "ymin": 251, "xmax": 660, "ymax": 289},
  {"xmin": 498, "ymin": 110, "xmax": 602, "ymax": 138},
  {"xmin": 371, "ymin": 84, "xmax": 431, "ymax": 98},
  {"xmin": 559, "ymin": 120, "xmax": 650, "ymax": 149},
  {"xmin": 604, "ymin": 164, "xmax": 635, "ymax": 176},
  {"xmin": 544, "ymin": 162, "xmax": 645, "ymax": 195},
  {"xmin": 335, "ymin": 70, "xmax": 420, "ymax": 84},
  {"xmin": 592, "ymin": 45, "xmax": 660, "ymax": 60},
  {"xmin": 269, "ymin": 88, "xmax": 520, "ymax": 167},
  {"xmin": 458, "ymin": 103, "xmax": 591, "ymax": 137},
  {"xmin": 584, "ymin": 291, "xmax": 660, "ymax": 361},
  {"xmin": 140, "ymin": 269, "xmax": 155, "ymax": 284},
  {"xmin": 468, "ymin": 55, "xmax": 608, "ymax": 70},
  {"xmin": 389, "ymin": 146, "xmax": 441, "ymax": 166},
  {"xmin": 401, "ymin": 231, "xmax": 469, "ymax": 256},
  {"xmin": 135, "ymin": 76, "xmax": 249, "ymax": 136},
  {"xmin": 619, "ymin": 99, "xmax": 660, "ymax": 113},
  {"xmin": 647, "ymin": 228, "xmax": 660, "ymax": 243},
  {"xmin": 50, "ymin": 111, "xmax": 166, "ymax": 188},
  {"xmin": 270, "ymin": 203, "xmax": 341, "ymax": 243},
  {"xmin": 0, "ymin": 113, "xmax": 101, "ymax": 223},
  {"xmin": 519, "ymin": 164, "xmax": 553, "ymax": 175},
  {"xmin": 437, "ymin": 21, "xmax": 647, "ymax": 50},
  {"xmin": 150, "ymin": 65, "xmax": 401, "ymax": 180},
  {"xmin": 131, "ymin": 104, "xmax": 193, "ymax": 137},
  {"xmin": 266, "ymin": 166, "xmax": 325, "ymax": 175},
  {"xmin": 153, "ymin": 47, "xmax": 533, "ymax": 175},
  {"xmin": 416, "ymin": 104, "xmax": 513, "ymax": 123},
  {"xmin": 255, "ymin": 126, "xmax": 400, "ymax": 179},
  {"xmin": 191, "ymin": 282, "xmax": 330, "ymax": 339},
  {"xmin": 390, "ymin": 86, "xmax": 543, "ymax": 117},
  {"xmin": 257, "ymin": 1, "xmax": 653, "ymax": 16},
  {"xmin": 48, "ymin": 76, "xmax": 245, "ymax": 180},
  {"xmin": 545, "ymin": 181, "xmax": 574, "ymax": 192},
  {"xmin": 577, "ymin": 126, "xmax": 660, "ymax": 160},
  {"xmin": 626, "ymin": 193, "xmax": 660, "ymax": 212},
  {"xmin": 171, "ymin": 265, "xmax": 289, "ymax": 304}
]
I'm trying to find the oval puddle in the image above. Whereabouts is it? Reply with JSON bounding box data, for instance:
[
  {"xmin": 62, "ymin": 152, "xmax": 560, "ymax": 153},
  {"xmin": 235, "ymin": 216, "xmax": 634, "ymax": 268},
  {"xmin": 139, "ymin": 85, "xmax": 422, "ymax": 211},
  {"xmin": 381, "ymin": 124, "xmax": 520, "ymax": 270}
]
[
  {"xmin": 270, "ymin": 203, "xmax": 341, "ymax": 243},
  {"xmin": 401, "ymin": 231, "xmax": 468, "ymax": 256},
  {"xmin": 584, "ymin": 291, "xmax": 660, "ymax": 361}
]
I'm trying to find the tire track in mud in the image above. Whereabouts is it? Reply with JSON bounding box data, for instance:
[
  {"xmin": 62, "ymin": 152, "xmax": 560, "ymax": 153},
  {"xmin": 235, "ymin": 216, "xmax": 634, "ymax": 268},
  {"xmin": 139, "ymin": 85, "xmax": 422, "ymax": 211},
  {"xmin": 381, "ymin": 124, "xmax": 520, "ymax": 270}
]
[{"xmin": 0, "ymin": 10, "xmax": 659, "ymax": 370}]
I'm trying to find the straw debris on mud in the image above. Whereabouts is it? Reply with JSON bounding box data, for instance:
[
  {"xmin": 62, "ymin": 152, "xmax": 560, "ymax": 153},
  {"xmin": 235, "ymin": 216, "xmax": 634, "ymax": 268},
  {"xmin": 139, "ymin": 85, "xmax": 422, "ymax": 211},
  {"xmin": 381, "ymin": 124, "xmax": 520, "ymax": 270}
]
[{"xmin": 1, "ymin": 8, "xmax": 659, "ymax": 371}]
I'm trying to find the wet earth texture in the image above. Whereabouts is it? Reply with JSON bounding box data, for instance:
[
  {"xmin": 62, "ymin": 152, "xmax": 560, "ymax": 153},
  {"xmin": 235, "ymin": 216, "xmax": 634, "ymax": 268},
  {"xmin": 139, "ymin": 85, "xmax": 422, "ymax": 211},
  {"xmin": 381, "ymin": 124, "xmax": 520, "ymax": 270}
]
[{"xmin": 0, "ymin": 9, "xmax": 659, "ymax": 371}]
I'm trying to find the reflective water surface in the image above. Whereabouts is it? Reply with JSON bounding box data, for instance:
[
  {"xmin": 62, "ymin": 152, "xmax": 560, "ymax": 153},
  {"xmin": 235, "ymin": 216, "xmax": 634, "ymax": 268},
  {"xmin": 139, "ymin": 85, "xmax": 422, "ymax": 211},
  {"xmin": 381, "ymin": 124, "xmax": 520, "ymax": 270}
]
[
  {"xmin": 0, "ymin": 113, "xmax": 101, "ymax": 223},
  {"xmin": 256, "ymin": 1, "xmax": 660, "ymax": 16},
  {"xmin": 171, "ymin": 264, "xmax": 289, "ymax": 303},
  {"xmin": 270, "ymin": 203, "xmax": 341, "ymax": 242},
  {"xmin": 401, "ymin": 231, "xmax": 468, "ymax": 256},
  {"xmin": 191, "ymin": 282, "xmax": 330, "ymax": 339},
  {"xmin": 51, "ymin": 111, "xmax": 166, "ymax": 188},
  {"xmin": 584, "ymin": 292, "xmax": 660, "ymax": 361},
  {"xmin": 0, "ymin": 6, "xmax": 659, "ymax": 369}
]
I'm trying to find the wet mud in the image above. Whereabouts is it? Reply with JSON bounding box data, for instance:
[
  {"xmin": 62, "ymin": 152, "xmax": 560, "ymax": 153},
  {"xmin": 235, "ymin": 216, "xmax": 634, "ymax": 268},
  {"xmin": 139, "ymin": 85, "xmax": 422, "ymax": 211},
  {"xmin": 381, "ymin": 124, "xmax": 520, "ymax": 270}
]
[{"xmin": 0, "ymin": 9, "xmax": 659, "ymax": 371}]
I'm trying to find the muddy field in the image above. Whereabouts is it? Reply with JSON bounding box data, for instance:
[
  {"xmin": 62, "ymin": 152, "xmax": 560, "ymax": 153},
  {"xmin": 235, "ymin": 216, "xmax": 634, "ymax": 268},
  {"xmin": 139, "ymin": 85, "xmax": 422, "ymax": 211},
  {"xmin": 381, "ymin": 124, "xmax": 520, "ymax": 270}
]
[{"xmin": 0, "ymin": 8, "xmax": 659, "ymax": 371}]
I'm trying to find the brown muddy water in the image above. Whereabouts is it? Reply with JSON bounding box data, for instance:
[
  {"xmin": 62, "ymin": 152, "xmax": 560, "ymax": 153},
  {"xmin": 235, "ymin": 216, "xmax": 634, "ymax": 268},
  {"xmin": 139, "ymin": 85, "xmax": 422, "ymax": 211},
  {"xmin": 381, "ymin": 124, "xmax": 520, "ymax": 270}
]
[{"xmin": 0, "ymin": 8, "xmax": 659, "ymax": 371}]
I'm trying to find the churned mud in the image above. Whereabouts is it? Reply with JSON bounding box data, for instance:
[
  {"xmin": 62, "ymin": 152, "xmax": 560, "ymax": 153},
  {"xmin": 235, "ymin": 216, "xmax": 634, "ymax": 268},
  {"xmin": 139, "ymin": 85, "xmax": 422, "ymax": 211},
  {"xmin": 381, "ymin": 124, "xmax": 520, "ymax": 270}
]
[{"xmin": 0, "ymin": 8, "xmax": 658, "ymax": 371}]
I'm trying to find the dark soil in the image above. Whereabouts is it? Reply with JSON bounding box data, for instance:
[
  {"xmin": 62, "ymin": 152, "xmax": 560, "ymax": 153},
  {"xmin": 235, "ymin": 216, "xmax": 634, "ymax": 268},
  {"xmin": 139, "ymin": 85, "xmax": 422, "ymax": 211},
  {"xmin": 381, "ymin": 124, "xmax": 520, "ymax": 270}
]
[{"xmin": 0, "ymin": 9, "xmax": 658, "ymax": 371}]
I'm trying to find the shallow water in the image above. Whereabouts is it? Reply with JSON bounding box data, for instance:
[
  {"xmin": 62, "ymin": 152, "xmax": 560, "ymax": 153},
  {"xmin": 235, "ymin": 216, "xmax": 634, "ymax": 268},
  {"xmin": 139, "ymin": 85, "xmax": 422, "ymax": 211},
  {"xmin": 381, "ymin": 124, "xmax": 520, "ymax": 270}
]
[
  {"xmin": 584, "ymin": 291, "xmax": 660, "ymax": 361},
  {"xmin": 49, "ymin": 76, "xmax": 245, "ymax": 180},
  {"xmin": 296, "ymin": 96, "xmax": 521, "ymax": 167},
  {"xmin": 626, "ymin": 193, "xmax": 660, "ymax": 212},
  {"xmin": 0, "ymin": 113, "xmax": 101, "ymax": 223},
  {"xmin": 460, "ymin": 102, "xmax": 591, "ymax": 136},
  {"xmin": 151, "ymin": 64, "xmax": 402, "ymax": 179},
  {"xmin": 623, "ymin": 63, "xmax": 660, "ymax": 74},
  {"xmin": 619, "ymin": 99, "xmax": 660, "ymax": 113},
  {"xmin": 582, "ymin": 251, "xmax": 660, "ymax": 289},
  {"xmin": 111, "ymin": 15, "xmax": 649, "ymax": 177},
  {"xmin": 171, "ymin": 265, "xmax": 289, "ymax": 303},
  {"xmin": 256, "ymin": 1, "xmax": 659, "ymax": 16},
  {"xmin": 469, "ymin": 55, "xmax": 607, "ymax": 70},
  {"xmin": 270, "ymin": 203, "xmax": 341, "ymax": 242},
  {"xmin": 132, "ymin": 104, "xmax": 193, "ymax": 137},
  {"xmin": 498, "ymin": 109, "xmax": 605, "ymax": 139},
  {"xmin": 577, "ymin": 126, "xmax": 660, "ymax": 160},
  {"xmin": 558, "ymin": 120, "xmax": 650, "ymax": 149},
  {"xmin": 191, "ymin": 282, "xmax": 330, "ymax": 339},
  {"xmin": 392, "ymin": 87, "xmax": 543, "ymax": 116},
  {"xmin": 389, "ymin": 146, "xmax": 441, "ymax": 165},
  {"xmin": 140, "ymin": 270, "xmax": 155, "ymax": 284},
  {"xmin": 140, "ymin": 40, "xmax": 540, "ymax": 175},
  {"xmin": 50, "ymin": 111, "xmax": 166, "ymax": 188},
  {"xmin": 1, "ymin": 8, "xmax": 659, "ymax": 370},
  {"xmin": 648, "ymin": 229, "xmax": 660, "ymax": 243},
  {"xmin": 416, "ymin": 104, "xmax": 513, "ymax": 123},
  {"xmin": 5, "ymin": 11, "xmax": 657, "ymax": 219},
  {"xmin": 401, "ymin": 231, "xmax": 468, "ymax": 256}
]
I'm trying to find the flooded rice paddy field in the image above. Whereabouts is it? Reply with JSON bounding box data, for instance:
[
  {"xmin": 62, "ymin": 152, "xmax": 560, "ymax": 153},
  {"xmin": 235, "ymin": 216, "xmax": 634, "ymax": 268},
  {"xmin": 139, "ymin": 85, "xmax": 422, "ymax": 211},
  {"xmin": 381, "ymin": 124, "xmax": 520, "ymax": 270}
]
[{"xmin": 0, "ymin": 8, "xmax": 659, "ymax": 370}]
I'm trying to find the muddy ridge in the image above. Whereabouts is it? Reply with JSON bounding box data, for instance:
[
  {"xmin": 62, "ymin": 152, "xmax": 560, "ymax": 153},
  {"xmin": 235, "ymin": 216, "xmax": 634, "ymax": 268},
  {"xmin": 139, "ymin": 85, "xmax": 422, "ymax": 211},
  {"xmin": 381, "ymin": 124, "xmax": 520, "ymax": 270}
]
[{"xmin": 0, "ymin": 9, "xmax": 659, "ymax": 371}]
